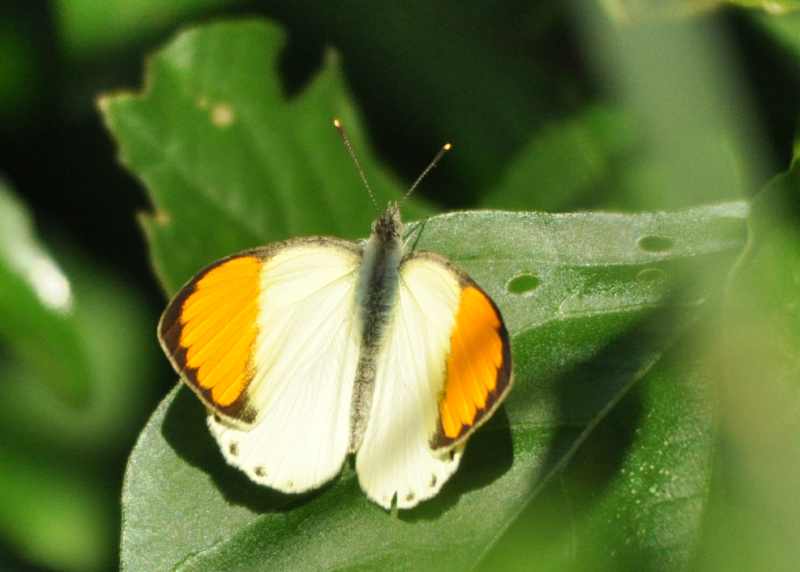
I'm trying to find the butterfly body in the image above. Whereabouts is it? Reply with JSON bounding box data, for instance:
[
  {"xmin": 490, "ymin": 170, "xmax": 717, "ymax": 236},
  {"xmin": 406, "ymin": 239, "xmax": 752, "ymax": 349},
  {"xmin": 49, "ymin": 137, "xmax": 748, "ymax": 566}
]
[
  {"xmin": 159, "ymin": 203, "xmax": 512, "ymax": 509},
  {"xmin": 350, "ymin": 203, "xmax": 404, "ymax": 452}
]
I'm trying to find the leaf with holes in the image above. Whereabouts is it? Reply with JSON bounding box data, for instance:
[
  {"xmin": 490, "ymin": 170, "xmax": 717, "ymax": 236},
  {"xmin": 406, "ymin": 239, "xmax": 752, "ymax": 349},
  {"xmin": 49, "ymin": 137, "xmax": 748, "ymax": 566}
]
[
  {"xmin": 160, "ymin": 202, "xmax": 742, "ymax": 571},
  {"xmin": 161, "ymin": 204, "xmax": 743, "ymax": 571}
]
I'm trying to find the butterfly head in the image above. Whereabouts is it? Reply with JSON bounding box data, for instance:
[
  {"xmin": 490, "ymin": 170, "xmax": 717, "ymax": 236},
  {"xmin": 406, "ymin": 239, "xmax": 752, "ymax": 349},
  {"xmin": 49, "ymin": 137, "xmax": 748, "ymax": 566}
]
[{"xmin": 372, "ymin": 202, "xmax": 403, "ymax": 242}]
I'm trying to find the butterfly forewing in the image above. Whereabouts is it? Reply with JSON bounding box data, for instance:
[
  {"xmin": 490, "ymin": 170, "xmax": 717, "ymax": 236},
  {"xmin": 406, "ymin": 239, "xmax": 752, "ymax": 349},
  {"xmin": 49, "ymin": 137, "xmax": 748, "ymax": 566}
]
[
  {"xmin": 160, "ymin": 239, "xmax": 364, "ymax": 494},
  {"xmin": 432, "ymin": 282, "xmax": 512, "ymax": 448},
  {"xmin": 159, "ymin": 253, "xmax": 264, "ymax": 421},
  {"xmin": 355, "ymin": 253, "xmax": 512, "ymax": 509}
]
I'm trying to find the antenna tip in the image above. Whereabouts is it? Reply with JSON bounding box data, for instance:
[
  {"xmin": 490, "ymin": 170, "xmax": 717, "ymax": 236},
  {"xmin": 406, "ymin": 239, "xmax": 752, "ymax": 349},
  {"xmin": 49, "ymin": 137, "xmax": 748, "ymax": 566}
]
[
  {"xmin": 443, "ymin": 142, "xmax": 453, "ymax": 151},
  {"xmin": 333, "ymin": 118, "xmax": 342, "ymax": 129}
]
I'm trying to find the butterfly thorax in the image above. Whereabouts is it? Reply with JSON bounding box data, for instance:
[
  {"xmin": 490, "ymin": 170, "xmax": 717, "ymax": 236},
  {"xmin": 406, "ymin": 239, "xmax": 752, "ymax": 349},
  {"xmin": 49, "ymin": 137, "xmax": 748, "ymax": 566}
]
[
  {"xmin": 349, "ymin": 204, "xmax": 404, "ymax": 451},
  {"xmin": 358, "ymin": 202, "xmax": 404, "ymax": 336}
]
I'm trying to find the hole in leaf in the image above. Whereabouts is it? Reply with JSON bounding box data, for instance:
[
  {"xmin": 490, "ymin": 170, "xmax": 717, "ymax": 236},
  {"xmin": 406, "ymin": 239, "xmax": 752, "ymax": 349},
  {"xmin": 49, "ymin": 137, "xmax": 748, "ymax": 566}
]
[
  {"xmin": 638, "ymin": 235, "xmax": 674, "ymax": 253},
  {"xmin": 637, "ymin": 268, "xmax": 666, "ymax": 282},
  {"xmin": 507, "ymin": 273, "xmax": 540, "ymax": 295}
]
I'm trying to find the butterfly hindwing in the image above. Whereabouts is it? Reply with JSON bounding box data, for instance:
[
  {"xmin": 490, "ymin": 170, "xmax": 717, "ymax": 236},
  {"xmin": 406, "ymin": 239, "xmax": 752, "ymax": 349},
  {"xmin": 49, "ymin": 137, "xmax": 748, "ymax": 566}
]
[
  {"xmin": 355, "ymin": 253, "xmax": 512, "ymax": 509},
  {"xmin": 159, "ymin": 239, "xmax": 363, "ymax": 494}
]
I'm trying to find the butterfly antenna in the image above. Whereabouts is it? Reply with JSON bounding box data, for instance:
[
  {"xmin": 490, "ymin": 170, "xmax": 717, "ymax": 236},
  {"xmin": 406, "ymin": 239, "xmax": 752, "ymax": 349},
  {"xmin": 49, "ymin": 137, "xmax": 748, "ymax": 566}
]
[
  {"xmin": 403, "ymin": 142, "xmax": 452, "ymax": 202},
  {"xmin": 333, "ymin": 118, "xmax": 378, "ymax": 211}
]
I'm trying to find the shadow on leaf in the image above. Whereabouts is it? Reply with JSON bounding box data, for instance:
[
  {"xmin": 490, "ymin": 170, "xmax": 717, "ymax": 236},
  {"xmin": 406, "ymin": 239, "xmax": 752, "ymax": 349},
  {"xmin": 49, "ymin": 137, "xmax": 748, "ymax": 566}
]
[
  {"xmin": 162, "ymin": 383, "xmax": 515, "ymax": 518},
  {"xmin": 534, "ymin": 314, "xmax": 657, "ymax": 487},
  {"xmin": 162, "ymin": 387, "xmax": 331, "ymax": 513},
  {"xmin": 403, "ymin": 407, "xmax": 515, "ymax": 521}
]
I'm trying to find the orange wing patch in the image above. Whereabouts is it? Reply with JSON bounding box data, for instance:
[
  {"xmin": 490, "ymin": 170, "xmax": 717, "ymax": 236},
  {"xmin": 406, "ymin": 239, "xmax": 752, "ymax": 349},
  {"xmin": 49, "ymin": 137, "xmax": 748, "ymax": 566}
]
[
  {"xmin": 435, "ymin": 286, "xmax": 511, "ymax": 448},
  {"xmin": 159, "ymin": 255, "xmax": 262, "ymax": 416}
]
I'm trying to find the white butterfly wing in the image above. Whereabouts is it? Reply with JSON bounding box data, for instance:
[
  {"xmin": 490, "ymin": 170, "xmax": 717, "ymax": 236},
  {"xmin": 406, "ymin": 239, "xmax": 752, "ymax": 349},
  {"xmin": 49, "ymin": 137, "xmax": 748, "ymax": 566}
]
[
  {"xmin": 160, "ymin": 239, "xmax": 363, "ymax": 494},
  {"xmin": 355, "ymin": 254, "xmax": 512, "ymax": 509}
]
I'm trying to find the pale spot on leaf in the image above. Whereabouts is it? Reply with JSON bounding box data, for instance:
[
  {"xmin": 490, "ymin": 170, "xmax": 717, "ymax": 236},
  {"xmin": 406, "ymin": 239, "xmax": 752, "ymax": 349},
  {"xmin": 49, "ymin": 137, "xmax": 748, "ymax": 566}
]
[
  {"xmin": 211, "ymin": 103, "xmax": 235, "ymax": 128},
  {"xmin": 154, "ymin": 210, "xmax": 171, "ymax": 226}
]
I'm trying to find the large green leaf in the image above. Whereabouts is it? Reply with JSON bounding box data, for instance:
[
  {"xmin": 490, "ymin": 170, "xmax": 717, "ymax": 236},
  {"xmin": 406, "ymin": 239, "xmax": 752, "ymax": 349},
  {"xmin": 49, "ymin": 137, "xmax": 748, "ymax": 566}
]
[
  {"xmin": 99, "ymin": 20, "xmax": 429, "ymax": 295},
  {"xmin": 121, "ymin": 202, "xmax": 746, "ymax": 570}
]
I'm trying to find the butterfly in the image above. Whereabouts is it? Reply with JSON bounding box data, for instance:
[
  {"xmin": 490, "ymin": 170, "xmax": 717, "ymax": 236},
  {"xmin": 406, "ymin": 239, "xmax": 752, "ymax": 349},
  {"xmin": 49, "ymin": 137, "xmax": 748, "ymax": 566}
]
[{"xmin": 158, "ymin": 120, "xmax": 512, "ymax": 510}]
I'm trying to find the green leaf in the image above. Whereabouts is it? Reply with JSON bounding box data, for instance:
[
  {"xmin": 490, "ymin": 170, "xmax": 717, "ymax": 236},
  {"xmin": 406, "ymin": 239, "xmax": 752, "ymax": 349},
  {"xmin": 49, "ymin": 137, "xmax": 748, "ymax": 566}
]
[
  {"xmin": 725, "ymin": 162, "xmax": 800, "ymax": 399},
  {"xmin": 0, "ymin": 178, "xmax": 157, "ymax": 452},
  {"xmin": 0, "ymin": 182, "xmax": 157, "ymax": 571},
  {"xmin": 0, "ymin": 180, "xmax": 91, "ymax": 404},
  {"xmin": 54, "ymin": 0, "xmax": 241, "ymax": 61},
  {"xmin": 753, "ymin": 10, "xmax": 800, "ymax": 60},
  {"xmin": 599, "ymin": 0, "xmax": 800, "ymax": 22},
  {"xmin": 480, "ymin": 106, "xmax": 638, "ymax": 211},
  {"xmin": 0, "ymin": 246, "xmax": 157, "ymax": 452},
  {"xmin": 483, "ymin": 336, "xmax": 714, "ymax": 571},
  {"xmin": 99, "ymin": 19, "xmax": 430, "ymax": 295},
  {"xmin": 579, "ymin": 7, "xmax": 765, "ymax": 211},
  {"xmin": 695, "ymin": 161, "xmax": 800, "ymax": 571},
  {"xmin": 0, "ymin": 446, "xmax": 114, "ymax": 572},
  {"xmin": 481, "ymin": 98, "xmax": 751, "ymax": 214},
  {"xmin": 121, "ymin": 198, "xmax": 747, "ymax": 569},
  {"xmin": 729, "ymin": 0, "xmax": 800, "ymax": 12}
]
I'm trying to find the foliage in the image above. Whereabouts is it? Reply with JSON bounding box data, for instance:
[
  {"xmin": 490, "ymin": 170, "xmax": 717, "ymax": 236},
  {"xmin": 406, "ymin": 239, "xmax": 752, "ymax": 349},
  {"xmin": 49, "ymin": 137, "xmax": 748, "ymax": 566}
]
[
  {"xmin": 102, "ymin": 20, "xmax": 754, "ymax": 571},
  {"xmin": 3, "ymin": 1, "xmax": 800, "ymax": 571},
  {"xmin": 0, "ymin": 181, "xmax": 155, "ymax": 571}
]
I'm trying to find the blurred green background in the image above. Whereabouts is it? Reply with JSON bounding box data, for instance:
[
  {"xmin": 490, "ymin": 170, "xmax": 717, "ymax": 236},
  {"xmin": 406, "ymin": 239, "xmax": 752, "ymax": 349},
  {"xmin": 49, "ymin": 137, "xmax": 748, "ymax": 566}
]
[{"xmin": 1, "ymin": 1, "xmax": 799, "ymax": 571}]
